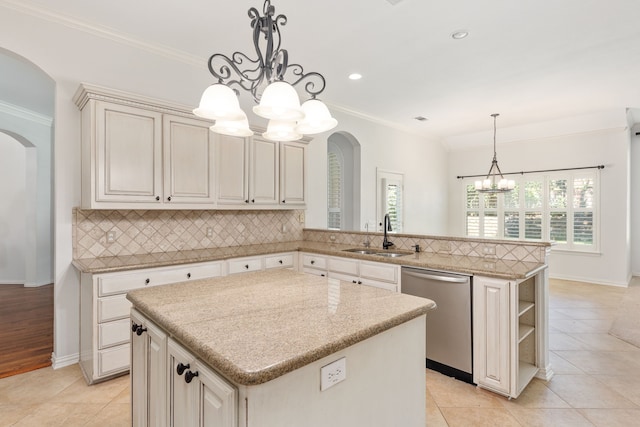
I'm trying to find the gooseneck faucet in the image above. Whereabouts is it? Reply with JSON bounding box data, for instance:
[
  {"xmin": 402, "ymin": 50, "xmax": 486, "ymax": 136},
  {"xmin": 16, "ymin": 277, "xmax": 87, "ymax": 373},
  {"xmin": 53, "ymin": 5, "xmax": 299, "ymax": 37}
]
[{"xmin": 383, "ymin": 213, "xmax": 394, "ymax": 249}]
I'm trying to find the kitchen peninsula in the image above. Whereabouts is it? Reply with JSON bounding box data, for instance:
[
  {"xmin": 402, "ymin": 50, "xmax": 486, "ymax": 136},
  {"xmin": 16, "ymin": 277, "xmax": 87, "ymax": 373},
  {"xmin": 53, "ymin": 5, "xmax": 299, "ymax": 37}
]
[{"xmin": 126, "ymin": 269, "xmax": 436, "ymax": 427}]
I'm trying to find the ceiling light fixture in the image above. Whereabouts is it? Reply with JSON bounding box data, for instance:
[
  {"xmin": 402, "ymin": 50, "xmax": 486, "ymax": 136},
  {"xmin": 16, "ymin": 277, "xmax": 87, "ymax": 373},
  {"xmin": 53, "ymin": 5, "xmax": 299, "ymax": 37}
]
[
  {"xmin": 475, "ymin": 113, "xmax": 515, "ymax": 193},
  {"xmin": 193, "ymin": 0, "xmax": 337, "ymax": 141},
  {"xmin": 348, "ymin": 73, "xmax": 362, "ymax": 80},
  {"xmin": 451, "ymin": 30, "xmax": 469, "ymax": 40}
]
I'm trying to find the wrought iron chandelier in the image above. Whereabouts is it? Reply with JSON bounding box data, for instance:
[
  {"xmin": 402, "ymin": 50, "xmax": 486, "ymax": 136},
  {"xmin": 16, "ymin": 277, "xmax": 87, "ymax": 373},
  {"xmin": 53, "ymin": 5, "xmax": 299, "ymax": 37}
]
[
  {"xmin": 475, "ymin": 114, "xmax": 515, "ymax": 193},
  {"xmin": 193, "ymin": 0, "xmax": 337, "ymax": 141}
]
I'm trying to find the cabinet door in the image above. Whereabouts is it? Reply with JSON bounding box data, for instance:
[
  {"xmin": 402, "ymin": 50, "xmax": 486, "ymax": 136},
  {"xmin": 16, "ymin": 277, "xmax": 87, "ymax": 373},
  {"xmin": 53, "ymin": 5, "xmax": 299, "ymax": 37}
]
[
  {"xmin": 95, "ymin": 101, "xmax": 163, "ymax": 203},
  {"xmin": 473, "ymin": 276, "xmax": 511, "ymax": 395},
  {"xmin": 194, "ymin": 360, "xmax": 238, "ymax": 427},
  {"xmin": 163, "ymin": 115, "xmax": 215, "ymax": 205},
  {"xmin": 279, "ymin": 142, "xmax": 306, "ymax": 205},
  {"xmin": 249, "ymin": 137, "xmax": 279, "ymax": 205},
  {"xmin": 168, "ymin": 339, "xmax": 198, "ymax": 427},
  {"xmin": 131, "ymin": 309, "xmax": 168, "ymax": 427},
  {"xmin": 216, "ymin": 134, "xmax": 249, "ymax": 205}
]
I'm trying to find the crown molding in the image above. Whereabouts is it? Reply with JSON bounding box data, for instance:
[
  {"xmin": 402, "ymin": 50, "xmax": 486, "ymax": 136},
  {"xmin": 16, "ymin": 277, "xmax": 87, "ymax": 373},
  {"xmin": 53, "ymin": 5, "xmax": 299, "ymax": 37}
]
[
  {"xmin": 0, "ymin": 100, "xmax": 52, "ymax": 126},
  {"xmin": 1, "ymin": 0, "xmax": 203, "ymax": 67}
]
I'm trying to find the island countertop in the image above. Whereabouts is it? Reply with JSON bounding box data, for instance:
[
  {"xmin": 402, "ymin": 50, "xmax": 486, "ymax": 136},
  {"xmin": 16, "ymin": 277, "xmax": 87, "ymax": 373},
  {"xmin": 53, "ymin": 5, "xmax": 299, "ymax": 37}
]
[{"xmin": 126, "ymin": 269, "xmax": 436, "ymax": 386}]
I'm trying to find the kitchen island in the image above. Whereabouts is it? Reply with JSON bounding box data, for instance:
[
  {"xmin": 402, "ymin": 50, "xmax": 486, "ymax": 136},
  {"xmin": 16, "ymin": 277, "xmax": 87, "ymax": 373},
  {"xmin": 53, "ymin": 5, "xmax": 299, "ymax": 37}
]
[{"xmin": 127, "ymin": 269, "xmax": 436, "ymax": 427}]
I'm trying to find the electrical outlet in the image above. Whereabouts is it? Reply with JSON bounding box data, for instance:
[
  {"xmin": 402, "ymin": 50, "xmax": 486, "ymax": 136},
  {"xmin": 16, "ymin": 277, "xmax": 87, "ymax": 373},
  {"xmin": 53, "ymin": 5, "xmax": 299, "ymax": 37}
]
[
  {"xmin": 482, "ymin": 245, "xmax": 496, "ymax": 255},
  {"xmin": 329, "ymin": 234, "xmax": 336, "ymax": 241},
  {"xmin": 320, "ymin": 357, "xmax": 346, "ymax": 391},
  {"xmin": 106, "ymin": 230, "xmax": 116, "ymax": 244},
  {"xmin": 298, "ymin": 212, "xmax": 305, "ymax": 223},
  {"xmin": 281, "ymin": 223, "xmax": 287, "ymax": 233},
  {"xmin": 206, "ymin": 227, "xmax": 213, "ymax": 237}
]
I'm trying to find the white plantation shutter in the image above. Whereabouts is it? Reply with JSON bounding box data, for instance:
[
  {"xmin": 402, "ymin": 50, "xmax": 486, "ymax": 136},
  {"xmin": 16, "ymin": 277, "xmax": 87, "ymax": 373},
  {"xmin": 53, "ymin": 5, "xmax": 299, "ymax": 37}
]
[
  {"xmin": 463, "ymin": 170, "xmax": 599, "ymax": 251},
  {"xmin": 327, "ymin": 151, "xmax": 342, "ymax": 229},
  {"xmin": 382, "ymin": 178, "xmax": 403, "ymax": 232}
]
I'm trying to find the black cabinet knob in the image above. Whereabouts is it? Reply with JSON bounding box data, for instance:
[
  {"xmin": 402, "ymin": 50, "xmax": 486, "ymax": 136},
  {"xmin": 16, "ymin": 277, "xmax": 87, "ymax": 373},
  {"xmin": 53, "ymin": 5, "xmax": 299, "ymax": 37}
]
[
  {"xmin": 176, "ymin": 363, "xmax": 190, "ymax": 376},
  {"xmin": 145, "ymin": 278, "xmax": 150, "ymax": 285},
  {"xmin": 245, "ymin": 265, "xmax": 249, "ymax": 269},
  {"xmin": 282, "ymin": 200, "xmax": 286, "ymax": 203},
  {"xmin": 185, "ymin": 370, "xmax": 199, "ymax": 384},
  {"xmin": 352, "ymin": 280, "xmax": 357, "ymax": 283},
  {"xmin": 358, "ymin": 281, "xmax": 362, "ymax": 284},
  {"xmin": 310, "ymin": 260, "xmax": 315, "ymax": 265},
  {"xmin": 321, "ymin": 274, "xmax": 326, "ymax": 277},
  {"xmin": 187, "ymin": 273, "xmax": 191, "ymax": 279},
  {"xmin": 131, "ymin": 323, "xmax": 140, "ymax": 332},
  {"xmin": 245, "ymin": 200, "xmax": 249, "ymax": 204},
  {"xmin": 278, "ymin": 260, "xmax": 283, "ymax": 264},
  {"xmin": 135, "ymin": 326, "xmax": 147, "ymax": 336},
  {"xmin": 251, "ymin": 199, "xmax": 255, "ymax": 203},
  {"xmin": 155, "ymin": 196, "xmax": 160, "ymax": 201},
  {"xmin": 167, "ymin": 196, "xmax": 172, "ymax": 202}
]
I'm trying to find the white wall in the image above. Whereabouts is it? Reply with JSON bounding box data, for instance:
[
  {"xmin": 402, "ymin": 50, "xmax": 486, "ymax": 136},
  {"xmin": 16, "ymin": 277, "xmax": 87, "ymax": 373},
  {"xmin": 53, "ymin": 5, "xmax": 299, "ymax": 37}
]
[
  {"xmin": 306, "ymin": 109, "xmax": 449, "ymax": 235},
  {"xmin": 631, "ymin": 124, "xmax": 640, "ymax": 276},
  {"xmin": 0, "ymin": 133, "xmax": 26, "ymax": 283},
  {"xmin": 448, "ymin": 113, "xmax": 631, "ymax": 286}
]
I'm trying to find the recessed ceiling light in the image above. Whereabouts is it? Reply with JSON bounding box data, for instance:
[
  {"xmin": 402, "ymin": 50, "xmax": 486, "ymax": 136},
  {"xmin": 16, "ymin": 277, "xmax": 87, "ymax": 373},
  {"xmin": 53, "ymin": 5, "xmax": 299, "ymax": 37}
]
[
  {"xmin": 414, "ymin": 116, "xmax": 428, "ymax": 122},
  {"xmin": 451, "ymin": 30, "xmax": 469, "ymax": 40},
  {"xmin": 348, "ymin": 73, "xmax": 362, "ymax": 80}
]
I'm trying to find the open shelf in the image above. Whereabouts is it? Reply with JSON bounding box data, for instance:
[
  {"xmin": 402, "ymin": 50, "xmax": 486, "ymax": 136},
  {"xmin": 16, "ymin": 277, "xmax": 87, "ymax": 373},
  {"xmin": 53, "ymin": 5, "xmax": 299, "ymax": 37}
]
[
  {"xmin": 517, "ymin": 361, "xmax": 539, "ymax": 394},
  {"xmin": 518, "ymin": 324, "xmax": 535, "ymax": 343},
  {"xmin": 518, "ymin": 301, "xmax": 535, "ymax": 317}
]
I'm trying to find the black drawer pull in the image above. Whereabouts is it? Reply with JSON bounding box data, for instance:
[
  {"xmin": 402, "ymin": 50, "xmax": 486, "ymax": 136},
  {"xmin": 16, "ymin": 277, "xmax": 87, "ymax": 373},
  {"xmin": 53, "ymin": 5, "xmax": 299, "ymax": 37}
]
[
  {"xmin": 131, "ymin": 323, "xmax": 140, "ymax": 332},
  {"xmin": 145, "ymin": 278, "xmax": 150, "ymax": 285},
  {"xmin": 185, "ymin": 370, "xmax": 199, "ymax": 384},
  {"xmin": 135, "ymin": 326, "xmax": 147, "ymax": 336},
  {"xmin": 187, "ymin": 273, "xmax": 191, "ymax": 279},
  {"xmin": 176, "ymin": 363, "xmax": 190, "ymax": 376}
]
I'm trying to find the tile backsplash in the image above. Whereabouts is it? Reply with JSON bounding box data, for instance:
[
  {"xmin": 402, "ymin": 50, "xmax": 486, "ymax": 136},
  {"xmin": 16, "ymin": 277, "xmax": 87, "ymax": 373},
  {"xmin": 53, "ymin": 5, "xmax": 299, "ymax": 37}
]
[{"xmin": 73, "ymin": 208, "xmax": 304, "ymax": 259}]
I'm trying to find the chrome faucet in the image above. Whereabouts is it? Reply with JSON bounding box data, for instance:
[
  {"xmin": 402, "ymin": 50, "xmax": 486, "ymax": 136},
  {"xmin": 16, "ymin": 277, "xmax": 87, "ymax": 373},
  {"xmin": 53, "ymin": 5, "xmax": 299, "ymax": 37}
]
[{"xmin": 382, "ymin": 213, "xmax": 394, "ymax": 249}]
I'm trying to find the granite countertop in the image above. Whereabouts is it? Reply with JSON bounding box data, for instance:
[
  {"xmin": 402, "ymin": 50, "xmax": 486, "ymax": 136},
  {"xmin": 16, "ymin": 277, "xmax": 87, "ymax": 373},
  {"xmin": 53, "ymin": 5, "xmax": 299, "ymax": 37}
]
[
  {"xmin": 73, "ymin": 240, "xmax": 546, "ymax": 279},
  {"xmin": 127, "ymin": 269, "xmax": 436, "ymax": 386}
]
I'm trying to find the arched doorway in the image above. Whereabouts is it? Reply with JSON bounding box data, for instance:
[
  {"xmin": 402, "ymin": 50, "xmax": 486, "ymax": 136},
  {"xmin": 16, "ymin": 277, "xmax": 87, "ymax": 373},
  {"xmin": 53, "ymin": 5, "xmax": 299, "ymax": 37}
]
[
  {"xmin": 0, "ymin": 48, "xmax": 55, "ymax": 377},
  {"xmin": 327, "ymin": 132, "xmax": 361, "ymax": 230}
]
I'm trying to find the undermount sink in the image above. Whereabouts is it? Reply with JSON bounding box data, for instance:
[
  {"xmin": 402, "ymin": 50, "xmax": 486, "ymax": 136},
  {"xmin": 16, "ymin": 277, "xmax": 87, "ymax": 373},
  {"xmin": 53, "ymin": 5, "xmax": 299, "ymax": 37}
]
[
  {"xmin": 374, "ymin": 252, "xmax": 411, "ymax": 258},
  {"xmin": 342, "ymin": 248, "xmax": 411, "ymax": 258},
  {"xmin": 342, "ymin": 248, "xmax": 379, "ymax": 254}
]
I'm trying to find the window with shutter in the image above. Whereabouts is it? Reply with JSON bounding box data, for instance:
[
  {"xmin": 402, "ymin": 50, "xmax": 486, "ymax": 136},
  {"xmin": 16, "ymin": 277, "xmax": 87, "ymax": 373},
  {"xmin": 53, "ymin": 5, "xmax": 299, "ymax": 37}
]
[
  {"xmin": 463, "ymin": 170, "xmax": 599, "ymax": 252},
  {"xmin": 327, "ymin": 150, "xmax": 342, "ymax": 229}
]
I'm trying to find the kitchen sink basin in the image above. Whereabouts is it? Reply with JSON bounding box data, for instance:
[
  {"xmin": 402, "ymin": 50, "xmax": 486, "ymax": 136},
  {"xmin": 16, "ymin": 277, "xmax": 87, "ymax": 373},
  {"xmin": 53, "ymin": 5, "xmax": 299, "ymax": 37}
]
[
  {"xmin": 342, "ymin": 248, "xmax": 379, "ymax": 254},
  {"xmin": 374, "ymin": 252, "xmax": 411, "ymax": 258},
  {"xmin": 342, "ymin": 248, "xmax": 411, "ymax": 257}
]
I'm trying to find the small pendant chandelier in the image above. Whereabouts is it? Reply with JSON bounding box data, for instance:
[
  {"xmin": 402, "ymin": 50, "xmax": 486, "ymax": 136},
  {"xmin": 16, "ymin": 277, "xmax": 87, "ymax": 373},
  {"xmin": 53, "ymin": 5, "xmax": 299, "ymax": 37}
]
[
  {"xmin": 193, "ymin": 0, "xmax": 338, "ymax": 141},
  {"xmin": 475, "ymin": 113, "xmax": 515, "ymax": 193}
]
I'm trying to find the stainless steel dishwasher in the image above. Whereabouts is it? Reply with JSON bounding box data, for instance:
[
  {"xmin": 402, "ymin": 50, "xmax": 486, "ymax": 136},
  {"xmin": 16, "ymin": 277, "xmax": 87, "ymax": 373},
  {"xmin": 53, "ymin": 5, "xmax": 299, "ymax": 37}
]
[{"xmin": 401, "ymin": 267, "xmax": 473, "ymax": 384}]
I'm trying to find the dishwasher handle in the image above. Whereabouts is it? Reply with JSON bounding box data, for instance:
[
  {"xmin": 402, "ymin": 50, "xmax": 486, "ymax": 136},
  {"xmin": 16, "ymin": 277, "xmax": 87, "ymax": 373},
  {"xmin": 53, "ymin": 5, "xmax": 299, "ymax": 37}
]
[{"xmin": 403, "ymin": 270, "xmax": 469, "ymax": 283}]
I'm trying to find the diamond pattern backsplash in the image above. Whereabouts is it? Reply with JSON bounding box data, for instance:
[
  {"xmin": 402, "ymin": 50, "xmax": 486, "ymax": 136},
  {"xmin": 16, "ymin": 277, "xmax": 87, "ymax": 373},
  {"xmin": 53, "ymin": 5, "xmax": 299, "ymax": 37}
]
[{"xmin": 73, "ymin": 208, "xmax": 304, "ymax": 259}]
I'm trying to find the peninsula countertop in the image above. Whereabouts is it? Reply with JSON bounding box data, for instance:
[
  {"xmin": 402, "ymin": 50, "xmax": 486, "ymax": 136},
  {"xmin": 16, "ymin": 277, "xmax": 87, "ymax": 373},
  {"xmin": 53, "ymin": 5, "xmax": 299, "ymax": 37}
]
[
  {"xmin": 74, "ymin": 240, "xmax": 546, "ymax": 279},
  {"xmin": 126, "ymin": 269, "xmax": 436, "ymax": 386}
]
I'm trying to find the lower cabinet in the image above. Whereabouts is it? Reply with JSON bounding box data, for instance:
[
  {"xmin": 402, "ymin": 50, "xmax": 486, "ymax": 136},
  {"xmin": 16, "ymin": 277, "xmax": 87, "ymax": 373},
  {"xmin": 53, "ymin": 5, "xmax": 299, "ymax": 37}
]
[
  {"xmin": 168, "ymin": 338, "xmax": 237, "ymax": 427},
  {"xmin": 131, "ymin": 309, "xmax": 168, "ymax": 427},
  {"xmin": 473, "ymin": 274, "xmax": 540, "ymax": 399},
  {"xmin": 299, "ymin": 253, "xmax": 400, "ymax": 292},
  {"xmin": 80, "ymin": 261, "xmax": 223, "ymax": 384}
]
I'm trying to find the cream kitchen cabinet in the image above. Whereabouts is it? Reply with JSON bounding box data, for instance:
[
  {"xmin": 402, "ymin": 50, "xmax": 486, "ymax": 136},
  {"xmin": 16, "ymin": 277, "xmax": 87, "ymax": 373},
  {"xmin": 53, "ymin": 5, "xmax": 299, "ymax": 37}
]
[
  {"xmin": 299, "ymin": 253, "xmax": 400, "ymax": 291},
  {"xmin": 131, "ymin": 309, "xmax": 168, "ymax": 427},
  {"xmin": 79, "ymin": 261, "xmax": 223, "ymax": 384},
  {"xmin": 75, "ymin": 84, "xmax": 215, "ymax": 210},
  {"xmin": 168, "ymin": 338, "xmax": 238, "ymax": 427},
  {"xmin": 215, "ymin": 134, "xmax": 305, "ymax": 208},
  {"xmin": 473, "ymin": 274, "xmax": 541, "ymax": 399},
  {"xmin": 226, "ymin": 252, "xmax": 296, "ymax": 275}
]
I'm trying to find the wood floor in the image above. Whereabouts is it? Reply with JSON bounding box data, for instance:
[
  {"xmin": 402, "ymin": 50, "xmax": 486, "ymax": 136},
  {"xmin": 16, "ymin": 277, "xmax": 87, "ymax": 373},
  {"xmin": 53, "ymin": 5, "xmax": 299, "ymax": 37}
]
[{"xmin": 0, "ymin": 283, "xmax": 53, "ymax": 379}]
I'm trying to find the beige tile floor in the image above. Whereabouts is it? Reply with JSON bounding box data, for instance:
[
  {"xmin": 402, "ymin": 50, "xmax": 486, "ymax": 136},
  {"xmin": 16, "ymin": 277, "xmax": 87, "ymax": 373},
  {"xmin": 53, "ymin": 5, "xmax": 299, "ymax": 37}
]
[{"xmin": 1, "ymin": 278, "xmax": 639, "ymax": 426}]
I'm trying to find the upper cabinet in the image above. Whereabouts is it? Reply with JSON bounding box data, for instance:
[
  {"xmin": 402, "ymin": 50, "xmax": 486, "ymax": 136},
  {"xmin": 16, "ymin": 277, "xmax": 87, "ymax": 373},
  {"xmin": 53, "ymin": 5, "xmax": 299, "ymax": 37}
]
[
  {"xmin": 215, "ymin": 133, "xmax": 306, "ymax": 208},
  {"xmin": 74, "ymin": 84, "xmax": 307, "ymax": 210}
]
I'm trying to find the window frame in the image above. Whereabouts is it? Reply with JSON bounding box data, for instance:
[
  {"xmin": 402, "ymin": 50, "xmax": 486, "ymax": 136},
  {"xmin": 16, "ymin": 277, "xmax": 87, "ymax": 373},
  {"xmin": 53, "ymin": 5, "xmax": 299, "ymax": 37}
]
[{"xmin": 462, "ymin": 170, "xmax": 600, "ymax": 253}]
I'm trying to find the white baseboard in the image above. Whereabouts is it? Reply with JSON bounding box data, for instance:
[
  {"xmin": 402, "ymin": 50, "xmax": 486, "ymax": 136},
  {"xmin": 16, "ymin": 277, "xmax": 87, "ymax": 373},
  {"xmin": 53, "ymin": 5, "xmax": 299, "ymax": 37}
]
[
  {"xmin": 51, "ymin": 352, "xmax": 79, "ymax": 370},
  {"xmin": 548, "ymin": 273, "xmax": 629, "ymax": 288}
]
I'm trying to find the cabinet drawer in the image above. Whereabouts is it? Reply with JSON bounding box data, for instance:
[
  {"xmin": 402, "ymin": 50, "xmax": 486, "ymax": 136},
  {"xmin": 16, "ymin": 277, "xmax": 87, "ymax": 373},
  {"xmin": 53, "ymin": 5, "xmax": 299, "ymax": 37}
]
[
  {"xmin": 98, "ymin": 344, "xmax": 130, "ymax": 377},
  {"xmin": 227, "ymin": 257, "xmax": 263, "ymax": 275},
  {"xmin": 303, "ymin": 268, "xmax": 326, "ymax": 277},
  {"xmin": 360, "ymin": 278, "xmax": 397, "ymax": 292},
  {"xmin": 328, "ymin": 271, "xmax": 360, "ymax": 284},
  {"xmin": 328, "ymin": 257, "xmax": 359, "ymax": 276},
  {"xmin": 98, "ymin": 294, "xmax": 131, "ymax": 323},
  {"xmin": 302, "ymin": 254, "xmax": 327, "ymax": 269},
  {"xmin": 360, "ymin": 261, "xmax": 398, "ymax": 283},
  {"xmin": 265, "ymin": 253, "xmax": 294, "ymax": 269},
  {"xmin": 98, "ymin": 318, "xmax": 131, "ymax": 349},
  {"xmin": 98, "ymin": 262, "xmax": 222, "ymax": 296}
]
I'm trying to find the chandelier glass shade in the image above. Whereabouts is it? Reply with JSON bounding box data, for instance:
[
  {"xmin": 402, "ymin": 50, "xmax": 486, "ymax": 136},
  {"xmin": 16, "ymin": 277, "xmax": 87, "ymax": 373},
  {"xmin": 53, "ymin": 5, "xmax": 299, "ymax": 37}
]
[
  {"xmin": 474, "ymin": 114, "xmax": 515, "ymax": 193},
  {"xmin": 193, "ymin": 0, "xmax": 338, "ymax": 141}
]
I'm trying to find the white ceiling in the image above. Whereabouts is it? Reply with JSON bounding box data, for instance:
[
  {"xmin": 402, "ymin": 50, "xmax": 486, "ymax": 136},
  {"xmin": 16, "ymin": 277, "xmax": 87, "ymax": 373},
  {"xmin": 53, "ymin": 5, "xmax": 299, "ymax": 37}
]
[{"xmin": 4, "ymin": 0, "xmax": 640, "ymax": 140}]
